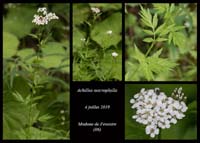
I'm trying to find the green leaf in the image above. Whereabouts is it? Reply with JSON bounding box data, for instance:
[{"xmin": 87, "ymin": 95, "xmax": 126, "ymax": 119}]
[
  {"xmin": 143, "ymin": 38, "xmax": 154, "ymax": 43},
  {"xmin": 140, "ymin": 62, "xmax": 154, "ymax": 81},
  {"xmin": 134, "ymin": 44, "xmax": 145, "ymax": 62},
  {"xmin": 139, "ymin": 6, "xmax": 153, "ymax": 28},
  {"xmin": 91, "ymin": 12, "xmax": 122, "ymax": 48},
  {"xmin": 152, "ymin": 48, "xmax": 163, "ymax": 57},
  {"xmin": 156, "ymin": 37, "xmax": 168, "ymax": 42},
  {"xmin": 3, "ymin": 31, "xmax": 19, "ymax": 58},
  {"xmin": 143, "ymin": 29, "xmax": 154, "ymax": 35},
  {"xmin": 154, "ymin": 23, "xmax": 166, "ymax": 34},
  {"xmin": 159, "ymin": 24, "xmax": 175, "ymax": 36},
  {"xmin": 171, "ymin": 32, "xmax": 186, "ymax": 48},
  {"xmin": 147, "ymin": 56, "xmax": 177, "ymax": 75},
  {"xmin": 17, "ymin": 48, "xmax": 35, "ymax": 60},
  {"xmin": 153, "ymin": 4, "xmax": 169, "ymax": 14},
  {"xmin": 41, "ymin": 42, "xmax": 68, "ymax": 68},
  {"xmin": 153, "ymin": 13, "xmax": 158, "ymax": 29}
]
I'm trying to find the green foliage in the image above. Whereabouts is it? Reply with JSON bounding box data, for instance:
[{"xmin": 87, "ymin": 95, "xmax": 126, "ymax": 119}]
[
  {"xmin": 73, "ymin": 3, "xmax": 122, "ymax": 81},
  {"xmin": 125, "ymin": 3, "xmax": 197, "ymax": 81},
  {"xmin": 125, "ymin": 84, "xmax": 197, "ymax": 139},
  {"xmin": 3, "ymin": 3, "xmax": 69, "ymax": 139}
]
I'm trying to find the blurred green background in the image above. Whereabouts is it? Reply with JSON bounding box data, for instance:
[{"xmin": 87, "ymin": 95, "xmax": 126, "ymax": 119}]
[{"xmin": 125, "ymin": 84, "xmax": 197, "ymax": 140}]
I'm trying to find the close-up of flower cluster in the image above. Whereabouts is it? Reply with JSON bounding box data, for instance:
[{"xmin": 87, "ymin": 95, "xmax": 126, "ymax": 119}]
[
  {"xmin": 130, "ymin": 87, "xmax": 188, "ymax": 138},
  {"xmin": 32, "ymin": 7, "xmax": 59, "ymax": 25}
]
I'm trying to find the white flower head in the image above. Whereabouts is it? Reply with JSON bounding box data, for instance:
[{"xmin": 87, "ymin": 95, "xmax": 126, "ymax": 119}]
[
  {"xmin": 112, "ymin": 52, "xmax": 118, "ymax": 57},
  {"xmin": 32, "ymin": 7, "xmax": 59, "ymax": 25},
  {"xmin": 130, "ymin": 87, "xmax": 188, "ymax": 138},
  {"xmin": 106, "ymin": 30, "xmax": 112, "ymax": 35},
  {"xmin": 60, "ymin": 110, "xmax": 65, "ymax": 114},
  {"xmin": 184, "ymin": 22, "xmax": 190, "ymax": 28},
  {"xmin": 91, "ymin": 7, "xmax": 101, "ymax": 14}
]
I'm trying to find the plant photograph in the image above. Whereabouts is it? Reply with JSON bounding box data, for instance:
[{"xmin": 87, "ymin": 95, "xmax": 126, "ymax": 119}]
[
  {"xmin": 125, "ymin": 3, "xmax": 197, "ymax": 81},
  {"xmin": 73, "ymin": 3, "xmax": 122, "ymax": 81},
  {"xmin": 3, "ymin": 3, "xmax": 70, "ymax": 139},
  {"xmin": 125, "ymin": 84, "xmax": 197, "ymax": 140}
]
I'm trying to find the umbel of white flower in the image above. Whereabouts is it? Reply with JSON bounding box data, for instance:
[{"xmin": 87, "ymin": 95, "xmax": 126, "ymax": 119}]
[
  {"xmin": 130, "ymin": 87, "xmax": 188, "ymax": 138},
  {"xmin": 32, "ymin": 7, "xmax": 59, "ymax": 25},
  {"xmin": 91, "ymin": 7, "xmax": 101, "ymax": 14}
]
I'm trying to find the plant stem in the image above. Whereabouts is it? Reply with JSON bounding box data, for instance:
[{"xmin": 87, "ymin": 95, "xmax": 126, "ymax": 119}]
[
  {"xmin": 158, "ymin": 129, "xmax": 161, "ymax": 140},
  {"xmin": 145, "ymin": 42, "xmax": 154, "ymax": 57}
]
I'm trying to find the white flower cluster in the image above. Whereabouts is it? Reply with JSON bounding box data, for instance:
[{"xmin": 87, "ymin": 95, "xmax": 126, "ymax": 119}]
[
  {"xmin": 130, "ymin": 87, "xmax": 188, "ymax": 138},
  {"xmin": 32, "ymin": 7, "xmax": 59, "ymax": 25},
  {"xmin": 91, "ymin": 7, "xmax": 101, "ymax": 14}
]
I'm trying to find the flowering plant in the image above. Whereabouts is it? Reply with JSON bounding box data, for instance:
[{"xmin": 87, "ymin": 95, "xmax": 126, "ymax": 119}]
[
  {"xmin": 125, "ymin": 84, "xmax": 197, "ymax": 140},
  {"xmin": 3, "ymin": 4, "xmax": 69, "ymax": 139},
  {"xmin": 73, "ymin": 3, "xmax": 122, "ymax": 81}
]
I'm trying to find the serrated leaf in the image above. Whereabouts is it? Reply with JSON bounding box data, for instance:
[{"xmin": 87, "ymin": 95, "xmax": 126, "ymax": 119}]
[
  {"xmin": 134, "ymin": 44, "xmax": 145, "ymax": 62},
  {"xmin": 3, "ymin": 93, "xmax": 29, "ymax": 139},
  {"xmin": 139, "ymin": 6, "xmax": 153, "ymax": 28},
  {"xmin": 172, "ymin": 25, "xmax": 185, "ymax": 32},
  {"xmin": 41, "ymin": 42, "xmax": 67, "ymax": 68},
  {"xmin": 152, "ymin": 48, "xmax": 163, "ymax": 58},
  {"xmin": 140, "ymin": 62, "xmax": 154, "ymax": 81},
  {"xmin": 28, "ymin": 34, "xmax": 38, "ymax": 39},
  {"xmin": 143, "ymin": 37, "xmax": 154, "ymax": 43},
  {"xmin": 38, "ymin": 114, "xmax": 54, "ymax": 122},
  {"xmin": 171, "ymin": 32, "xmax": 186, "ymax": 48},
  {"xmin": 153, "ymin": 4, "xmax": 169, "ymax": 14},
  {"xmin": 147, "ymin": 56, "xmax": 177, "ymax": 74},
  {"xmin": 17, "ymin": 49, "xmax": 35, "ymax": 60},
  {"xmin": 73, "ymin": 27, "xmax": 86, "ymax": 50},
  {"xmin": 12, "ymin": 91, "xmax": 24, "ymax": 103},
  {"xmin": 143, "ymin": 29, "xmax": 154, "ymax": 35},
  {"xmin": 160, "ymin": 24, "xmax": 175, "ymax": 36},
  {"xmin": 155, "ymin": 23, "xmax": 166, "ymax": 34}
]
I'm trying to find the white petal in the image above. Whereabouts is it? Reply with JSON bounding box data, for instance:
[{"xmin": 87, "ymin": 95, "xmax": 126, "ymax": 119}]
[
  {"xmin": 145, "ymin": 126, "xmax": 151, "ymax": 134},
  {"xmin": 130, "ymin": 98, "xmax": 135, "ymax": 104}
]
